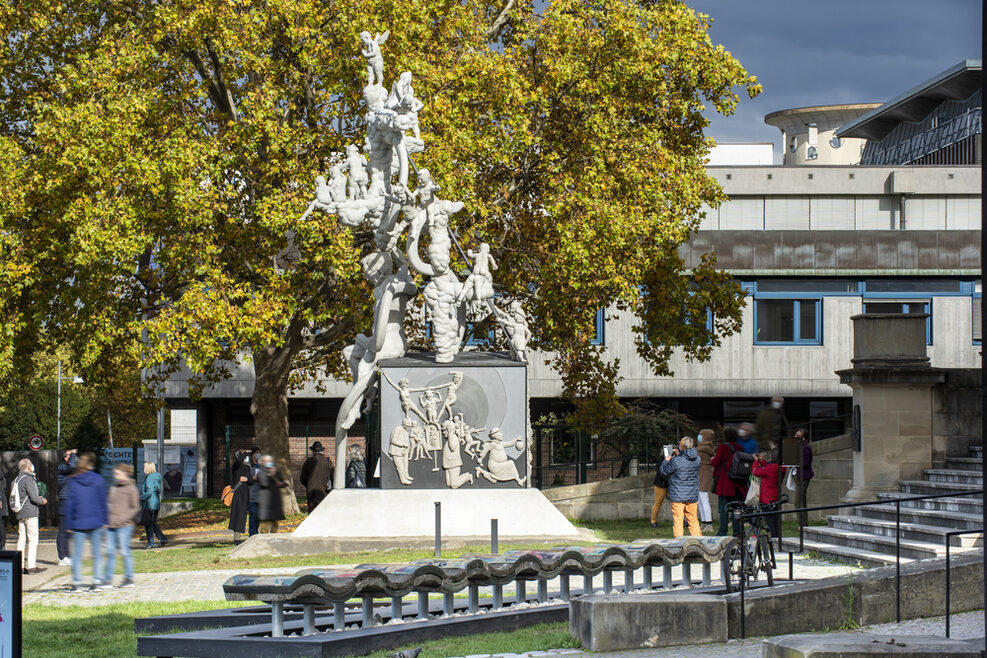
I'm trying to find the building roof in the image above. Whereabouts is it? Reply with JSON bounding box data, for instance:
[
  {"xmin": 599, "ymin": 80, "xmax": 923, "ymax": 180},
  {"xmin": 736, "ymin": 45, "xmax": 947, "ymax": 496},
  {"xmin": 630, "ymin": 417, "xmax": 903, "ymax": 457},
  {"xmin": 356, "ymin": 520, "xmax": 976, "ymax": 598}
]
[
  {"xmin": 763, "ymin": 104, "xmax": 882, "ymax": 133},
  {"xmin": 837, "ymin": 60, "xmax": 983, "ymax": 141}
]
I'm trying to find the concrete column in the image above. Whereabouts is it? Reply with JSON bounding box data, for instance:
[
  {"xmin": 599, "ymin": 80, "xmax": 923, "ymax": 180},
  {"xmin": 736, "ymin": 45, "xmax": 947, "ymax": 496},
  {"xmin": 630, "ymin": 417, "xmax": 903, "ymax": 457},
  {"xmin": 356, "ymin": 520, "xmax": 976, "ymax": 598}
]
[{"xmin": 837, "ymin": 314, "xmax": 945, "ymax": 502}]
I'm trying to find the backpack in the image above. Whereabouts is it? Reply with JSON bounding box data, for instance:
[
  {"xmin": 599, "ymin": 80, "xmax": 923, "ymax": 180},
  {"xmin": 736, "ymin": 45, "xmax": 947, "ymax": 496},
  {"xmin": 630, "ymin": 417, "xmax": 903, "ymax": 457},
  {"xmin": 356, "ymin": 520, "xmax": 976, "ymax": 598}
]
[
  {"xmin": 9, "ymin": 474, "xmax": 25, "ymax": 514},
  {"xmin": 728, "ymin": 447, "xmax": 755, "ymax": 482}
]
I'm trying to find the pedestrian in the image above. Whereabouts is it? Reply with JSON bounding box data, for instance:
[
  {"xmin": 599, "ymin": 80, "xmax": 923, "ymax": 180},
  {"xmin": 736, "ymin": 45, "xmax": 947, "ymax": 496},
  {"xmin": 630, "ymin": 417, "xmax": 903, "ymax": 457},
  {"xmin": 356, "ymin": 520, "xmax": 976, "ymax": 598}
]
[
  {"xmin": 246, "ymin": 447, "xmax": 262, "ymax": 536},
  {"xmin": 650, "ymin": 453, "xmax": 670, "ymax": 529},
  {"xmin": 64, "ymin": 452, "xmax": 106, "ymax": 590},
  {"xmin": 256, "ymin": 454, "xmax": 288, "ymax": 533},
  {"xmin": 712, "ymin": 427, "xmax": 747, "ymax": 536},
  {"xmin": 56, "ymin": 448, "xmax": 78, "ymax": 566},
  {"xmin": 141, "ymin": 461, "xmax": 168, "ymax": 548},
  {"xmin": 299, "ymin": 441, "xmax": 332, "ymax": 513},
  {"xmin": 12, "ymin": 458, "xmax": 47, "ymax": 574},
  {"xmin": 659, "ymin": 436, "xmax": 702, "ymax": 538},
  {"xmin": 345, "ymin": 445, "xmax": 367, "ymax": 488},
  {"xmin": 696, "ymin": 429, "xmax": 716, "ymax": 533},
  {"xmin": 103, "ymin": 463, "xmax": 138, "ymax": 589},
  {"xmin": 752, "ymin": 449, "xmax": 786, "ymax": 541},
  {"xmin": 0, "ymin": 468, "xmax": 8, "ymax": 550},
  {"xmin": 754, "ymin": 395, "xmax": 788, "ymax": 451},
  {"xmin": 736, "ymin": 422, "xmax": 759, "ymax": 455},
  {"xmin": 796, "ymin": 429, "xmax": 814, "ymax": 527},
  {"xmin": 227, "ymin": 450, "xmax": 252, "ymax": 543}
]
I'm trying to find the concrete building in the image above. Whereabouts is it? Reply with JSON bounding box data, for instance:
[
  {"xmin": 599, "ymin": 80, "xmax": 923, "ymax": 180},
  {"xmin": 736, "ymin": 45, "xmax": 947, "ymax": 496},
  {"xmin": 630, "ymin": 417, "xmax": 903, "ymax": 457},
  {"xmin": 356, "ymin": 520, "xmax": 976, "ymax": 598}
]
[{"xmin": 164, "ymin": 61, "xmax": 982, "ymax": 496}]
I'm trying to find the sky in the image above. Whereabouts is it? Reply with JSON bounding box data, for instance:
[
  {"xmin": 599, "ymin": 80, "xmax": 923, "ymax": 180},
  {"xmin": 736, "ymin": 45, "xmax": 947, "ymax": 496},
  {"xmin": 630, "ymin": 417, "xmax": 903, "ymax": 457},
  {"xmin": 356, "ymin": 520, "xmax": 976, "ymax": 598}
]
[{"xmin": 690, "ymin": 0, "xmax": 982, "ymax": 153}]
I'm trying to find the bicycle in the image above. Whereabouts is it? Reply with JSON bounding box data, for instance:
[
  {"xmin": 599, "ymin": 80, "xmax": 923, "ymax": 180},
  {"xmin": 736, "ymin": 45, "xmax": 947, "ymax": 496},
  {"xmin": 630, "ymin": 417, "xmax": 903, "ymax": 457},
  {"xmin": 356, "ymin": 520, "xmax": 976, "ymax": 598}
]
[{"xmin": 721, "ymin": 494, "xmax": 789, "ymax": 592}]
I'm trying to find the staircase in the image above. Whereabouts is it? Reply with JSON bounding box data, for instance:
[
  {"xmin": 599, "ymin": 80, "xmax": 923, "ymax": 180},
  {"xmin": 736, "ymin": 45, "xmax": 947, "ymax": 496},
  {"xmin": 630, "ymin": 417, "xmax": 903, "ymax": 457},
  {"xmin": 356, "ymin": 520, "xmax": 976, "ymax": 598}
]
[{"xmin": 783, "ymin": 445, "xmax": 983, "ymax": 567}]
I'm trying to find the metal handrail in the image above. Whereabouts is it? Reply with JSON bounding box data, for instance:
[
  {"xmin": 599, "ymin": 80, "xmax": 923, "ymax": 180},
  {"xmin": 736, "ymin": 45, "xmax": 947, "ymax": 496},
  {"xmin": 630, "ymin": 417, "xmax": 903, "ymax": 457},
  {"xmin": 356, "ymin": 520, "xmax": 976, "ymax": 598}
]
[
  {"xmin": 945, "ymin": 528, "xmax": 982, "ymax": 638},
  {"xmin": 735, "ymin": 488, "xmax": 984, "ymax": 639}
]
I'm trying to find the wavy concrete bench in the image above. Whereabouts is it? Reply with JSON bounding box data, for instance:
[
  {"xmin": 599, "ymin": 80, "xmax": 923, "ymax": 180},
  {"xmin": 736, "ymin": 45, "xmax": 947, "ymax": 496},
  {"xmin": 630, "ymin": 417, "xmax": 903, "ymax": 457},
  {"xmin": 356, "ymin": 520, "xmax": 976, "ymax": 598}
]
[{"xmin": 223, "ymin": 536, "xmax": 735, "ymax": 637}]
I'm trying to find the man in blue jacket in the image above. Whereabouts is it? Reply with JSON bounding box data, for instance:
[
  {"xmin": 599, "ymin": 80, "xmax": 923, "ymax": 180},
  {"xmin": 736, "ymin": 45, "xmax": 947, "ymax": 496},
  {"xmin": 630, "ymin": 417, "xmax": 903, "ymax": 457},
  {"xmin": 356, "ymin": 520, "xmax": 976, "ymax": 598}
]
[
  {"xmin": 659, "ymin": 437, "xmax": 702, "ymax": 538},
  {"xmin": 64, "ymin": 452, "xmax": 108, "ymax": 592},
  {"xmin": 56, "ymin": 449, "xmax": 78, "ymax": 566}
]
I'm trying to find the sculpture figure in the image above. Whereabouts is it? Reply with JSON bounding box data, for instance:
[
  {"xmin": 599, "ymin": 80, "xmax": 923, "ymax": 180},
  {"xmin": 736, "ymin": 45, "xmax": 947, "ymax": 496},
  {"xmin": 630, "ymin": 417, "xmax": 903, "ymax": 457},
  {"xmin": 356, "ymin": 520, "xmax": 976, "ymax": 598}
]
[
  {"xmin": 441, "ymin": 419, "xmax": 474, "ymax": 489},
  {"xmin": 387, "ymin": 71, "xmax": 424, "ymax": 142},
  {"xmin": 420, "ymin": 389, "xmax": 443, "ymax": 471},
  {"xmin": 299, "ymin": 175, "xmax": 335, "ymax": 221},
  {"xmin": 456, "ymin": 242, "xmax": 497, "ymax": 304},
  {"xmin": 476, "ymin": 428, "xmax": 526, "ymax": 486},
  {"xmin": 438, "ymin": 371, "xmax": 464, "ymax": 421},
  {"xmin": 360, "ymin": 30, "xmax": 389, "ymax": 87},
  {"xmin": 341, "ymin": 144, "xmax": 369, "ymax": 200},
  {"xmin": 455, "ymin": 413, "xmax": 485, "ymax": 459},
  {"xmin": 388, "ymin": 418, "xmax": 415, "ymax": 485},
  {"xmin": 422, "ymin": 269, "xmax": 466, "ymax": 363},
  {"xmin": 410, "ymin": 422, "xmax": 428, "ymax": 461},
  {"xmin": 495, "ymin": 299, "xmax": 531, "ymax": 361},
  {"xmin": 333, "ymin": 252, "xmax": 418, "ymax": 488}
]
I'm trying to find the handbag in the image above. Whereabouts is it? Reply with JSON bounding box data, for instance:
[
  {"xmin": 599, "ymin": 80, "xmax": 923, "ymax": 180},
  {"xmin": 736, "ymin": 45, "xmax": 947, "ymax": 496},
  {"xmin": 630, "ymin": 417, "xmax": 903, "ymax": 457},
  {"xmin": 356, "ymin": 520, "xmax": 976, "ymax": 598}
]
[
  {"xmin": 136, "ymin": 504, "xmax": 153, "ymax": 526},
  {"xmin": 221, "ymin": 482, "xmax": 241, "ymax": 507},
  {"xmin": 744, "ymin": 475, "xmax": 761, "ymax": 507},
  {"xmin": 785, "ymin": 467, "xmax": 799, "ymax": 492}
]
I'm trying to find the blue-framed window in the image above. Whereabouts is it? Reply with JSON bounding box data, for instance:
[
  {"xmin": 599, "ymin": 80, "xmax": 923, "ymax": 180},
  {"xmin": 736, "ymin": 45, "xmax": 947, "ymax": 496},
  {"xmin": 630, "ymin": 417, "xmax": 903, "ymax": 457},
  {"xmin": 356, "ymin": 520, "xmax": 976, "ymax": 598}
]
[
  {"xmin": 860, "ymin": 279, "xmax": 958, "ymax": 346},
  {"xmin": 754, "ymin": 299, "xmax": 822, "ymax": 345},
  {"xmin": 591, "ymin": 308, "xmax": 605, "ymax": 346},
  {"xmin": 862, "ymin": 300, "xmax": 932, "ymax": 345}
]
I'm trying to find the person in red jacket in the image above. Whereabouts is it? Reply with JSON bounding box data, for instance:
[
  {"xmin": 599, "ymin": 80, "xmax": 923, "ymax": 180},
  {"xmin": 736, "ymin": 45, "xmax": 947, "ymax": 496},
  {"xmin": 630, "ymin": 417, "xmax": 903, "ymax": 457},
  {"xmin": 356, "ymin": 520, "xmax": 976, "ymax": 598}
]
[
  {"xmin": 711, "ymin": 427, "xmax": 747, "ymax": 537},
  {"xmin": 752, "ymin": 449, "xmax": 786, "ymax": 541}
]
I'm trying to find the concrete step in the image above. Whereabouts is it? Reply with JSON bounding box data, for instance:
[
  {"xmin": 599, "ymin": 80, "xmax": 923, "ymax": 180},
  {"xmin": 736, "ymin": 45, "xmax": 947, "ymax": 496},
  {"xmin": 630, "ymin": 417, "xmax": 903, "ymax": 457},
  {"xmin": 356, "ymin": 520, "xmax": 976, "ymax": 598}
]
[
  {"xmin": 924, "ymin": 469, "xmax": 983, "ymax": 486},
  {"xmin": 898, "ymin": 480, "xmax": 983, "ymax": 497},
  {"xmin": 802, "ymin": 526, "xmax": 945, "ymax": 560},
  {"xmin": 830, "ymin": 515, "xmax": 982, "ymax": 548},
  {"xmin": 971, "ymin": 445, "xmax": 983, "ymax": 458},
  {"xmin": 778, "ymin": 537, "xmax": 906, "ymax": 568},
  {"xmin": 878, "ymin": 492, "xmax": 983, "ymax": 515},
  {"xmin": 945, "ymin": 457, "xmax": 983, "ymax": 472},
  {"xmin": 855, "ymin": 502, "xmax": 984, "ymax": 530}
]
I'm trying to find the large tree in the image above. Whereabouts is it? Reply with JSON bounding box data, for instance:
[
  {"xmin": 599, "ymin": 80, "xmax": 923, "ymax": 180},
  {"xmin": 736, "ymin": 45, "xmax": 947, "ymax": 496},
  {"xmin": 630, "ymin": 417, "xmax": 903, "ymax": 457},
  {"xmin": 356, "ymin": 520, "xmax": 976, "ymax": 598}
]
[{"xmin": 0, "ymin": 0, "xmax": 758, "ymax": 508}]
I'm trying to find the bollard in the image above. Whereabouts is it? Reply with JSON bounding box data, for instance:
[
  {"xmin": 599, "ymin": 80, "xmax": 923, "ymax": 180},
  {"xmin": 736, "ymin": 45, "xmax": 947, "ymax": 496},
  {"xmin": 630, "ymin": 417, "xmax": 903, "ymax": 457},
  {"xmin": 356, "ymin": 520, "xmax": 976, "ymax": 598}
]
[
  {"xmin": 271, "ymin": 601, "xmax": 284, "ymax": 638},
  {"xmin": 362, "ymin": 597, "xmax": 374, "ymax": 627},
  {"xmin": 644, "ymin": 565, "xmax": 654, "ymax": 589},
  {"xmin": 391, "ymin": 596, "xmax": 402, "ymax": 622},
  {"xmin": 583, "ymin": 573, "xmax": 593, "ymax": 596},
  {"xmin": 434, "ymin": 501, "xmax": 442, "ymax": 558},
  {"xmin": 515, "ymin": 579, "xmax": 526, "ymax": 605},
  {"xmin": 491, "ymin": 518, "xmax": 499, "ymax": 554},
  {"xmin": 560, "ymin": 574, "xmax": 570, "ymax": 601},
  {"xmin": 468, "ymin": 584, "xmax": 479, "ymax": 613}
]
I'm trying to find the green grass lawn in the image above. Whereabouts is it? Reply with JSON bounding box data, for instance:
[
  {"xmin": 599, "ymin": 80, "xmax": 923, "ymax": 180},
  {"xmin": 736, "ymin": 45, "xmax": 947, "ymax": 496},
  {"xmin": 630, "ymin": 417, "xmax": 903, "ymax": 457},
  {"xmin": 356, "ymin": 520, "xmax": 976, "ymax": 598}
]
[{"xmin": 23, "ymin": 600, "xmax": 255, "ymax": 658}]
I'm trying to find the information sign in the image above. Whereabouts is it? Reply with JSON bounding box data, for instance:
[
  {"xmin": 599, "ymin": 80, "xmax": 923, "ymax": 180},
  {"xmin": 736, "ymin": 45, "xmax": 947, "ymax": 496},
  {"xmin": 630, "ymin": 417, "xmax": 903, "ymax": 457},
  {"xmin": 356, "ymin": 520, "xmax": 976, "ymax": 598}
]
[{"xmin": 0, "ymin": 551, "xmax": 22, "ymax": 657}]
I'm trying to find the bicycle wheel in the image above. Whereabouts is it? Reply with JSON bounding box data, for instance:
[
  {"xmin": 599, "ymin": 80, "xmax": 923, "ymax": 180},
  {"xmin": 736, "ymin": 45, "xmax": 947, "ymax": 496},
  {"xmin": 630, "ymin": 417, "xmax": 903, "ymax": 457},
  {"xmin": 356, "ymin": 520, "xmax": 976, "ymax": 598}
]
[
  {"xmin": 757, "ymin": 533, "xmax": 775, "ymax": 587},
  {"xmin": 722, "ymin": 540, "xmax": 743, "ymax": 593}
]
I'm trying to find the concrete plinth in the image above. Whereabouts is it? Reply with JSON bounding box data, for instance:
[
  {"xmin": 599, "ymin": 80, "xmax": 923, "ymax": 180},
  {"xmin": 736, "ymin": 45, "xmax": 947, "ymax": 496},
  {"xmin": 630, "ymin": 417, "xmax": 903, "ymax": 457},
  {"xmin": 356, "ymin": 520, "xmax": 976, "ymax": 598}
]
[
  {"xmin": 763, "ymin": 633, "xmax": 983, "ymax": 657},
  {"xmin": 291, "ymin": 488, "xmax": 584, "ymax": 540},
  {"xmin": 569, "ymin": 593, "xmax": 727, "ymax": 651}
]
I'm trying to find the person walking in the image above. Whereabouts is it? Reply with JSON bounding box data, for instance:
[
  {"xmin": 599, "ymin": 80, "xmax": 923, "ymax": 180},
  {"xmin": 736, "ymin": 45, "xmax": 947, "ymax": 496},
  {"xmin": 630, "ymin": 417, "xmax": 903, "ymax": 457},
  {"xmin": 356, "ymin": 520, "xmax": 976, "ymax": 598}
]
[
  {"xmin": 650, "ymin": 458, "xmax": 670, "ymax": 529},
  {"xmin": 712, "ymin": 427, "xmax": 747, "ymax": 537},
  {"xmin": 696, "ymin": 429, "xmax": 716, "ymax": 533},
  {"xmin": 12, "ymin": 459, "xmax": 47, "ymax": 574},
  {"xmin": 345, "ymin": 445, "xmax": 368, "ymax": 488},
  {"xmin": 736, "ymin": 422, "xmax": 759, "ymax": 455},
  {"xmin": 299, "ymin": 442, "xmax": 332, "ymax": 513},
  {"xmin": 141, "ymin": 462, "xmax": 167, "ymax": 548},
  {"xmin": 246, "ymin": 447, "xmax": 262, "ymax": 536},
  {"xmin": 256, "ymin": 454, "xmax": 288, "ymax": 533},
  {"xmin": 659, "ymin": 436, "xmax": 702, "ymax": 538},
  {"xmin": 103, "ymin": 463, "xmax": 139, "ymax": 588},
  {"xmin": 0, "ymin": 468, "xmax": 8, "ymax": 550},
  {"xmin": 752, "ymin": 449, "xmax": 786, "ymax": 541},
  {"xmin": 227, "ymin": 450, "xmax": 252, "ymax": 544},
  {"xmin": 56, "ymin": 448, "xmax": 78, "ymax": 566},
  {"xmin": 755, "ymin": 395, "xmax": 788, "ymax": 451},
  {"xmin": 64, "ymin": 452, "xmax": 107, "ymax": 590},
  {"xmin": 796, "ymin": 429, "xmax": 814, "ymax": 527}
]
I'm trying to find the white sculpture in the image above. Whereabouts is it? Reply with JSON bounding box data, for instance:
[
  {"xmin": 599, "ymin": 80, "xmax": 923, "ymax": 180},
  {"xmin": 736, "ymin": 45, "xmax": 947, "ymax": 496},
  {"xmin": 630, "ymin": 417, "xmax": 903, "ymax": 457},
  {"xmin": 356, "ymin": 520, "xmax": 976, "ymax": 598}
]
[
  {"xmin": 341, "ymin": 144, "xmax": 369, "ymax": 200},
  {"xmin": 476, "ymin": 428, "xmax": 526, "ymax": 485},
  {"xmin": 441, "ymin": 418, "xmax": 474, "ymax": 489},
  {"xmin": 423, "ymin": 270, "xmax": 466, "ymax": 363},
  {"xmin": 495, "ymin": 299, "xmax": 531, "ymax": 361},
  {"xmin": 388, "ymin": 418, "xmax": 415, "ymax": 485},
  {"xmin": 457, "ymin": 243, "xmax": 497, "ymax": 304},
  {"xmin": 360, "ymin": 30, "xmax": 389, "ymax": 87}
]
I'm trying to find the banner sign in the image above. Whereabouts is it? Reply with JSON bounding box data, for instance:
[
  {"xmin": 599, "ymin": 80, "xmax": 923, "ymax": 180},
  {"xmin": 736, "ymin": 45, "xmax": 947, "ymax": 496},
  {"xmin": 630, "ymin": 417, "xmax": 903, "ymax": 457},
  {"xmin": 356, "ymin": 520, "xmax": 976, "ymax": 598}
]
[{"xmin": 0, "ymin": 551, "xmax": 22, "ymax": 657}]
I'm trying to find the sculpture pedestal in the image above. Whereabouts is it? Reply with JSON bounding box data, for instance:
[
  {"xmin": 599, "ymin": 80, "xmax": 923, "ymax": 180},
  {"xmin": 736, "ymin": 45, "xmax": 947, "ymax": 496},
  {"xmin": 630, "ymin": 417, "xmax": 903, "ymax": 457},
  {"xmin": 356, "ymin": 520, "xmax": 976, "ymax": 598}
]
[{"xmin": 292, "ymin": 488, "xmax": 586, "ymax": 544}]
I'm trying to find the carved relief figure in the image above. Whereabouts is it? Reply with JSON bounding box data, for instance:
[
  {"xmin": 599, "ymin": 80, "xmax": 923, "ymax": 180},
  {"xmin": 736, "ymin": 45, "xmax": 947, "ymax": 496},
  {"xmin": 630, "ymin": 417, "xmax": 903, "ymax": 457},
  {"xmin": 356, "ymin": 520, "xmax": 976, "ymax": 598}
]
[
  {"xmin": 439, "ymin": 371, "xmax": 464, "ymax": 421},
  {"xmin": 441, "ymin": 419, "xmax": 474, "ymax": 489},
  {"xmin": 388, "ymin": 418, "xmax": 415, "ymax": 485},
  {"xmin": 476, "ymin": 428, "xmax": 526, "ymax": 486},
  {"xmin": 410, "ymin": 422, "xmax": 428, "ymax": 461},
  {"xmin": 299, "ymin": 175, "xmax": 336, "ymax": 221},
  {"xmin": 360, "ymin": 30, "xmax": 389, "ymax": 86}
]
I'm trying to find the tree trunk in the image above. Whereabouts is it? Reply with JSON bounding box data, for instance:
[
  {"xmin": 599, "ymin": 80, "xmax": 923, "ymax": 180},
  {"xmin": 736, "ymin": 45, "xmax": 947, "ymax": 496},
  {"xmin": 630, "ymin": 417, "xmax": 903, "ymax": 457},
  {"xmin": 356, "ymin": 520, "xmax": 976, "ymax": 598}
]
[{"xmin": 251, "ymin": 345, "xmax": 301, "ymax": 516}]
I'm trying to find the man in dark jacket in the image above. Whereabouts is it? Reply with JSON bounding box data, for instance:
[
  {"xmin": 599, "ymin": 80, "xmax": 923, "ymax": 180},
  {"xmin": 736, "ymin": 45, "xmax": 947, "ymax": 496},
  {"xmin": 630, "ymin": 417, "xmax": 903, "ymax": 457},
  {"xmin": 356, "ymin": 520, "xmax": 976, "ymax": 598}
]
[
  {"xmin": 659, "ymin": 437, "xmax": 701, "ymax": 538},
  {"xmin": 13, "ymin": 458, "xmax": 48, "ymax": 574},
  {"xmin": 299, "ymin": 442, "xmax": 331, "ymax": 513},
  {"xmin": 56, "ymin": 449, "xmax": 78, "ymax": 566},
  {"xmin": 796, "ymin": 429, "xmax": 814, "ymax": 527},
  {"xmin": 64, "ymin": 452, "xmax": 108, "ymax": 591},
  {"xmin": 256, "ymin": 454, "xmax": 287, "ymax": 533},
  {"xmin": 755, "ymin": 395, "xmax": 788, "ymax": 451}
]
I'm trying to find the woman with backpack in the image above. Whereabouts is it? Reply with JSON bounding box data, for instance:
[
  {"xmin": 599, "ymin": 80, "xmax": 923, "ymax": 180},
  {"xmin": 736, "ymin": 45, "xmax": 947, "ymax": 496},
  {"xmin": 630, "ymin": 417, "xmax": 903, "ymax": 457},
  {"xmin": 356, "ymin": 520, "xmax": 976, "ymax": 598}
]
[
  {"xmin": 711, "ymin": 427, "xmax": 747, "ymax": 537},
  {"xmin": 141, "ymin": 462, "xmax": 168, "ymax": 548},
  {"xmin": 650, "ymin": 457, "xmax": 669, "ymax": 529},
  {"xmin": 12, "ymin": 459, "xmax": 47, "ymax": 574},
  {"xmin": 227, "ymin": 450, "xmax": 252, "ymax": 543}
]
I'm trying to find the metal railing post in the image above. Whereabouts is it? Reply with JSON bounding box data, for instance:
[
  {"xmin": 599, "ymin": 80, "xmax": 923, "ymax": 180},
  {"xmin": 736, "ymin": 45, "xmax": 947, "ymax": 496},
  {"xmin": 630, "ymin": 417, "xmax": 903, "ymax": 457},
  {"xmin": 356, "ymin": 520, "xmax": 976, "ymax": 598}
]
[
  {"xmin": 491, "ymin": 518, "xmax": 499, "ymax": 555},
  {"xmin": 895, "ymin": 499, "xmax": 901, "ymax": 623},
  {"xmin": 434, "ymin": 502, "xmax": 441, "ymax": 558},
  {"xmin": 740, "ymin": 510, "xmax": 746, "ymax": 639},
  {"xmin": 945, "ymin": 539, "xmax": 952, "ymax": 638}
]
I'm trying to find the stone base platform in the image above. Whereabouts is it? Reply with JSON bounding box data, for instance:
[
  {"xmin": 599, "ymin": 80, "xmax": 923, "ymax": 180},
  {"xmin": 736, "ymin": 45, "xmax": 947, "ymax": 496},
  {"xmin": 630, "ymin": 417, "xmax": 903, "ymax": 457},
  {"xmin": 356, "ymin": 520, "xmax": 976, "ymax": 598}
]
[
  {"xmin": 763, "ymin": 633, "xmax": 984, "ymax": 657},
  {"xmin": 231, "ymin": 488, "xmax": 590, "ymax": 557}
]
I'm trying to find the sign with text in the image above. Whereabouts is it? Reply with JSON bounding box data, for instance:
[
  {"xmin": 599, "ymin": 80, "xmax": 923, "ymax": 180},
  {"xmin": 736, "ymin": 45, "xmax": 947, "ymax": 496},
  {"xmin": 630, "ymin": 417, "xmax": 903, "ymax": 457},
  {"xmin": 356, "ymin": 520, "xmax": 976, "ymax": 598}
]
[{"xmin": 0, "ymin": 551, "xmax": 22, "ymax": 657}]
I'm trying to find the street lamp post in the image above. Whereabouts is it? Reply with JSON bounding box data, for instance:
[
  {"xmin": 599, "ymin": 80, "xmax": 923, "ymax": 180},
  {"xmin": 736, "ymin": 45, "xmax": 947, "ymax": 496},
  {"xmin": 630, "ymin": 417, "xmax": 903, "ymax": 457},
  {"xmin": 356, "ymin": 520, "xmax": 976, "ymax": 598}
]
[{"xmin": 56, "ymin": 360, "xmax": 84, "ymax": 452}]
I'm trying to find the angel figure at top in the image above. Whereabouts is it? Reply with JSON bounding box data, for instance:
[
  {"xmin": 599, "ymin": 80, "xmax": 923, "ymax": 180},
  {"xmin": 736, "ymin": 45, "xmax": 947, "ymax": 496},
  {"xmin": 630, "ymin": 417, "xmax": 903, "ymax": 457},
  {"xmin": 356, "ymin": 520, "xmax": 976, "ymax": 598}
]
[
  {"xmin": 456, "ymin": 242, "xmax": 498, "ymax": 303},
  {"xmin": 360, "ymin": 30, "xmax": 389, "ymax": 86}
]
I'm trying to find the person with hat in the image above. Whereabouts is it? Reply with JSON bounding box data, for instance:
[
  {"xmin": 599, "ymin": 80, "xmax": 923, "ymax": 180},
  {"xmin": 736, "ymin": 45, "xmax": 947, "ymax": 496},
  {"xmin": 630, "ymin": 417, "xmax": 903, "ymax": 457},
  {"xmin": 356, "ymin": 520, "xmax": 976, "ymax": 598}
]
[
  {"xmin": 299, "ymin": 441, "xmax": 332, "ymax": 513},
  {"xmin": 227, "ymin": 450, "xmax": 253, "ymax": 542}
]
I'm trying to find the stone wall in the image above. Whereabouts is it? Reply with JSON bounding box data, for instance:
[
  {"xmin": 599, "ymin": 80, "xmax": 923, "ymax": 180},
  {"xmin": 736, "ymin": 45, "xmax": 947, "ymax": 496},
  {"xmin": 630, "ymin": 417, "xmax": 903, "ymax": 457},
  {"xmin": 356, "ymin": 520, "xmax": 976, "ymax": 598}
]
[
  {"xmin": 544, "ymin": 474, "xmax": 663, "ymax": 521},
  {"xmin": 933, "ymin": 368, "xmax": 982, "ymax": 466},
  {"xmin": 804, "ymin": 434, "xmax": 854, "ymax": 521}
]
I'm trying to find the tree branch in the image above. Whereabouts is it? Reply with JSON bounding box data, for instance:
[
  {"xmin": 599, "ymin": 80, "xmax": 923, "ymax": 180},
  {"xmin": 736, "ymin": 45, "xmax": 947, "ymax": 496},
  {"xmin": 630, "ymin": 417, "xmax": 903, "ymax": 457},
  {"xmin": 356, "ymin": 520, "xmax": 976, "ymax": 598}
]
[{"xmin": 487, "ymin": 0, "xmax": 516, "ymax": 41}]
